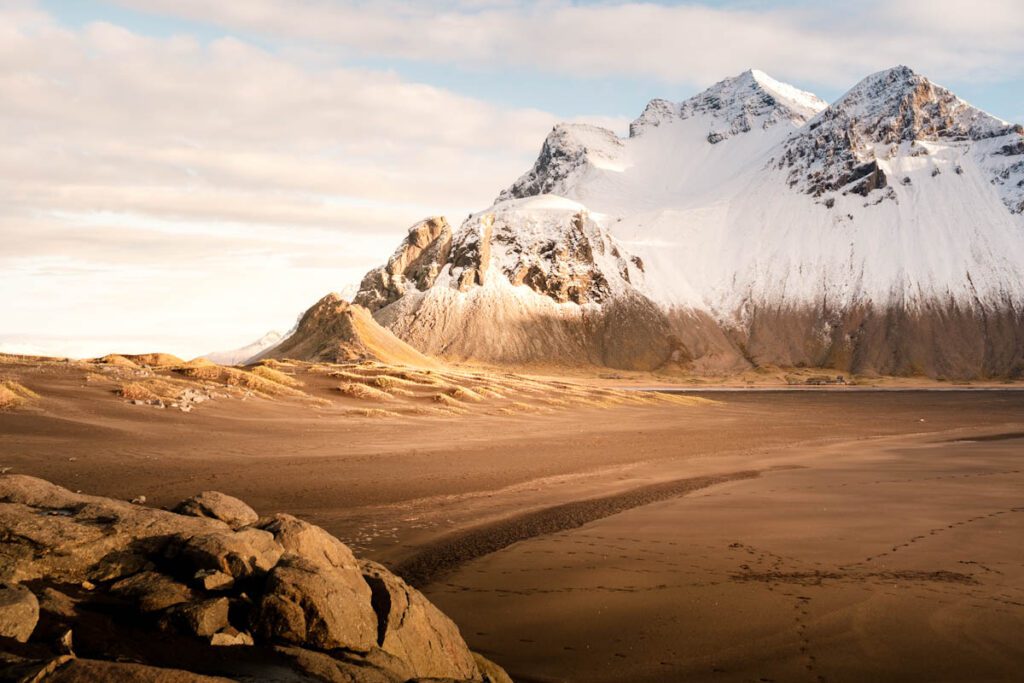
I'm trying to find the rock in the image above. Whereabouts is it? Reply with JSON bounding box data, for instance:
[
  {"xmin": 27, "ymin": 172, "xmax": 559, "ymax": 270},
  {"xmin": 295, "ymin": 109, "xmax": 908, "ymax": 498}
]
[
  {"xmin": 44, "ymin": 658, "xmax": 235, "ymax": 681},
  {"xmin": 172, "ymin": 528, "xmax": 283, "ymax": 579},
  {"xmin": 0, "ymin": 584, "xmax": 38, "ymax": 642},
  {"xmin": 354, "ymin": 217, "xmax": 453, "ymax": 312},
  {"xmin": 194, "ymin": 569, "xmax": 234, "ymax": 591},
  {"xmin": 274, "ymin": 645, "xmax": 409, "ymax": 683},
  {"xmin": 258, "ymin": 554, "xmax": 377, "ymax": 652},
  {"xmin": 0, "ymin": 475, "xmax": 228, "ymax": 584},
  {"xmin": 37, "ymin": 587, "xmax": 77, "ymax": 619},
  {"xmin": 130, "ymin": 495, "xmax": 147, "ymax": 505},
  {"xmin": 56, "ymin": 628, "xmax": 74, "ymax": 655},
  {"xmin": 110, "ymin": 572, "xmax": 193, "ymax": 612},
  {"xmin": 0, "ymin": 475, "xmax": 490, "ymax": 683},
  {"xmin": 165, "ymin": 597, "xmax": 230, "ymax": 637},
  {"xmin": 260, "ymin": 513, "xmax": 359, "ymax": 571},
  {"xmin": 473, "ymin": 653, "xmax": 513, "ymax": 683},
  {"xmin": 210, "ymin": 627, "xmax": 253, "ymax": 646},
  {"xmin": 174, "ymin": 491, "xmax": 258, "ymax": 530},
  {"xmin": 360, "ymin": 561, "xmax": 479, "ymax": 680}
]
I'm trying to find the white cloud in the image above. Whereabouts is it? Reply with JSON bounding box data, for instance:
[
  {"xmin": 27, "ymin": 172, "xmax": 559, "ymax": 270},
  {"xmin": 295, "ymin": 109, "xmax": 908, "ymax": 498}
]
[
  {"xmin": 108, "ymin": 0, "xmax": 1024, "ymax": 89},
  {"xmin": 0, "ymin": 4, "xmax": 626, "ymax": 358}
]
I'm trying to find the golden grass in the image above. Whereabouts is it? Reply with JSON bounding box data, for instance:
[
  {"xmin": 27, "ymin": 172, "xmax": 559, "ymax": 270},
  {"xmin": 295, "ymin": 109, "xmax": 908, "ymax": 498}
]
[
  {"xmin": 431, "ymin": 393, "xmax": 461, "ymax": 407},
  {"xmin": 343, "ymin": 408, "xmax": 402, "ymax": 418},
  {"xmin": 0, "ymin": 387, "xmax": 21, "ymax": 410},
  {"xmin": 336, "ymin": 383, "xmax": 392, "ymax": 401},
  {"xmin": 448, "ymin": 386, "xmax": 484, "ymax": 402},
  {"xmin": 123, "ymin": 353, "xmax": 185, "ymax": 367},
  {"xmin": 118, "ymin": 382, "xmax": 159, "ymax": 401},
  {"xmin": 250, "ymin": 365, "xmax": 301, "ymax": 388},
  {"xmin": 177, "ymin": 366, "xmax": 305, "ymax": 397},
  {"xmin": 0, "ymin": 380, "xmax": 38, "ymax": 410}
]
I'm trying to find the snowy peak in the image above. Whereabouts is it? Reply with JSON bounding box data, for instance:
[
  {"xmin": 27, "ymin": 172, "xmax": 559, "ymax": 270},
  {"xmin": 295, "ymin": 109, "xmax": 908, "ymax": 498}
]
[
  {"xmin": 629, "ymin": 68, "xmax": 826, "ymax": 140},
  {"xmin": 497, "ymin": 123, "xmax": 623, "ymax": 203},
  {"xmin": 826, "ymin": 66, "xmax": 1013, "ymax": 143},
  {"xmin": 778, "ymin": 65, "xmax": 1024, "ymax": 211},
  {"xmin": 498, "ymin": 70, "xmax": 824, "ymax": 207}
]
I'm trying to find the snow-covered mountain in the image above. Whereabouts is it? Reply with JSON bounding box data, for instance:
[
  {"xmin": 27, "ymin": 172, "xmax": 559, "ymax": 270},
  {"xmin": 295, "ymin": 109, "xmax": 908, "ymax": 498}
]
[
  {"xmin": 205, "ymin": 330, "xmax": 284, "ymax": 365},
  {"xmin": 342, "ymin": 66, "xmax": 1024, "ymax": 378}
]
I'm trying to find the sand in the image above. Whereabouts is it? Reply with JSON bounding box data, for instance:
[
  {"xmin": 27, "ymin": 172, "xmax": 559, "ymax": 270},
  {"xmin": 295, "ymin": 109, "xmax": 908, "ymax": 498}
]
[{"xmin": 1, "ymin": 356, "xmax": 1022, "ymax": 681}]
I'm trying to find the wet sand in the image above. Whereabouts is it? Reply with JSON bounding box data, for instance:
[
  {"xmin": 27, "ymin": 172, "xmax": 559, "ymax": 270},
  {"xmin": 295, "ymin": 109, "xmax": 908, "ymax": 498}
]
[
  {"xmin": 1, "ymin": 360, "xmax": 1023, "ymax": 681},
  {"xmin": 423, "ymin": 432, "xmax": 1024, "ymax": 682}
]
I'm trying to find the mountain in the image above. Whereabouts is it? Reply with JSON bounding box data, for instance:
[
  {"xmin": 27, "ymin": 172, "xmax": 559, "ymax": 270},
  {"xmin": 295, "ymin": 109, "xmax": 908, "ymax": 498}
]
[
  {"xmin": 255, "ymin": 293, "xmax": 438, "ymax": 368},
  {"xmin": 330, "ymin": 67, "xmax": 1024, "ymax": 379},
  {"xmin": 205, "ymin": 330, "xmax": 285, "ymax": 365}
]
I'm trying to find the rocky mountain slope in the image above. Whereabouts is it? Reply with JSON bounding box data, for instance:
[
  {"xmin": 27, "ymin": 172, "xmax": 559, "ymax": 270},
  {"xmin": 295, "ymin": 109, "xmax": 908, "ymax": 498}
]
[
  {"xmin": 331, "ymin": 67, "xmax": 1024, "ymax": 379},
  {"xmin": 0, "ymin": 474, "xmax": 510, "ymax": 682}
]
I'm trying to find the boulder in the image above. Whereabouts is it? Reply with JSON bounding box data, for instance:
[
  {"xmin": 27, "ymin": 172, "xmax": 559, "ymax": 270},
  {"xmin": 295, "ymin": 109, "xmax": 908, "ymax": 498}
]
[
  {"xmin": 360, "ymin": 561, "xmax": 479, "ymax": 681},
  {"xmin": 210, "ymin": 627, "xmax": 254, "ymax": 647},
  {"xmin": 258, "ymin": 554, "xmax": 377, "ymax": 652},
  {"xmin": 473, "ymin": 653, "xmax": 514, "ymax": 683},
  {"xmin": 110, "ymin": 572, "xmax": 193, "ymax": 612},
  {"xmin": 172, "ymin": 528, "xmax": 283, "ymax": 580},
  {"xmin": 45, "ymin": 658, "xmax": 236, "ymax": 682},
  {"xmin": 174, "ymin": 491, "xmax": 259, "ymax": 530},
  {"xmin": 0, "ymin": 476, "xmax": 509, "ymax": 683},
  {"xmin": 194, "ymin": 569, "xmax": 234, "ymax": 591},
  {"xmin": 260, "ymin": 513, "xmax": 359, "ymax": 571},
  {"xmin": 0, "ymin": 584, "xmax": 38, "ymax": 642},
  {"xmin": 37, "ymin": 587, "xmax": 78, "ymax": 619},
  {"xmin": 274, "ymin": 645, "xmax": 410, "ymax": 683},
  {"xmin": 0, "ymin": 475, "xmax": 227, "ymax": 584},
  {"xmin": 163, "ymin": 597, "xmax": 230, "ymax": 637}
]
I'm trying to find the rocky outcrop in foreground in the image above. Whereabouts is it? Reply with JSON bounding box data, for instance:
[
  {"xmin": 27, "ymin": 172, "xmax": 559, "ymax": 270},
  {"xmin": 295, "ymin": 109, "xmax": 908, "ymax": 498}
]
[{"xmin": 0, "ymin": 475, "xmax": 510, "ymax": 682}]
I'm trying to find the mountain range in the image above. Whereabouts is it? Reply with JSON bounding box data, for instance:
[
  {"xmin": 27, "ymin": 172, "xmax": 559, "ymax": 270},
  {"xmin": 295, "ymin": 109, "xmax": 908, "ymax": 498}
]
[{"xmin": 282, "ymin": 66, "xmax": 1024, "ymax": 379}]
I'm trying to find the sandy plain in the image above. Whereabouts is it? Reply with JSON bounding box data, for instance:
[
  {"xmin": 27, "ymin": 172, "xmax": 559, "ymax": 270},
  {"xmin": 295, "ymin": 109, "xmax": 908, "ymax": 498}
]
[{"xmin": 1, "ymin": 355, "xmax": 1022, "ymax": 681}]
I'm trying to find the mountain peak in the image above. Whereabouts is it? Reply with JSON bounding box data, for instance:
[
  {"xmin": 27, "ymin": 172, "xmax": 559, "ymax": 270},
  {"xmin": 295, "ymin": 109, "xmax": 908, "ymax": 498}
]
[
  {"xmin": 496, "ymin": 123, "xmax": 623, "ymax": 203},
  {"xmin": 629, "ymin": 69, "xmax": 825, "ymax": 139},
  {"xmin": 825, "ymin": 65, "xmax": 1011, "ymax": 142}
]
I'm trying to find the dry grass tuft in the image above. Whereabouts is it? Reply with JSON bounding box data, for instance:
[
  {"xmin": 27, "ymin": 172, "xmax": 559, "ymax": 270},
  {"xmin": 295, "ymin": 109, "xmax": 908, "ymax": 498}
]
[
  {"xmin": 447, "ymin": 386, "xmax": 484, "ymax": 402},
  {"xmin": 0, "ymin": 386, "xmax": 21, "ymax": 410},
  {"xmin": 123, "ymin": 353, "xmax": 185, "ymax": 367},
  {"xmin": 371, "ymin": 376, "xmax": 395, "ymax": 391},
  {"xmin": 250, "ymin": 365, "xmax": 301, "ymax": 388},
  {"xmin": 431, "ymin": 393, "xmax": 461, "ymax": 407},
  {"xmin": 344, "ymin": 408, "xmax": 402, "ymax": 418},
  {"xmin": 0, "ymin": 380, "xmax": 38, "ymax": 409},
  {"xmin": 118, "ymin": 382, "xmax": 158, "ymax": 401},
  {"xmin": 177, "ymin": 366, "xmax": 305, "ymax": 397},
  {"xmin": 337, "ymin": 383, "xmax": 392, "ymax": 401}
]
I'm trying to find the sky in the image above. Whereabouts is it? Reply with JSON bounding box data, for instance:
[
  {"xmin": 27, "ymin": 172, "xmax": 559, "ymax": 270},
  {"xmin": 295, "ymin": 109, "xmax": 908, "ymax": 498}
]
[{"xmin": 2, "ymin": 0, "xmax": 1024, "ymax": 359}]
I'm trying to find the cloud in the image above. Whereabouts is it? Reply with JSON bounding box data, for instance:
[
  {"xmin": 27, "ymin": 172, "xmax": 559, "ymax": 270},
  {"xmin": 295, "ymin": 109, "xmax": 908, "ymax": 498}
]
[
  {"xmin": 107, "ymin": 0, "xmax": 1024, "ymax": 90},
  {"xmin": 0, "ymin": 4, "xmax": 626, "ymax": 358}
]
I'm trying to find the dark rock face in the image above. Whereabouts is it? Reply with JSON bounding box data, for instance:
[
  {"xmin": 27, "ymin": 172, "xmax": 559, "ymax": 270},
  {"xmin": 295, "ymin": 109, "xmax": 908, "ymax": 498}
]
[
  {"xmin": 355, "ymin": 217, "xmax": 453, "ymax": 312},
  {"xmin": 450, "ymin": 214, "xmax": 493, "ymax": 291},
  {"xmin": 496, "ymin": 211, "xmax": 616, "ymax": 305},
  {"xmin": 0, "ymin": 475, "xmax": 509, "ymax": 683},
  {"xmin": 497, "ymin": 124, "xmax": 623, "ymax": 202}
]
